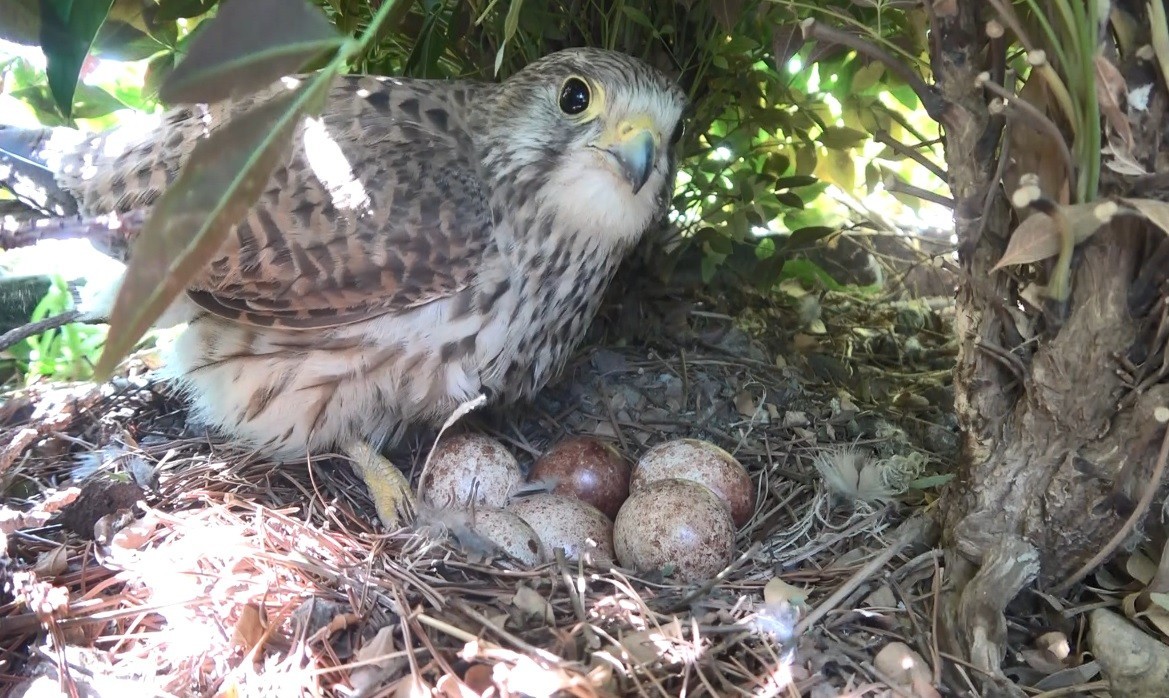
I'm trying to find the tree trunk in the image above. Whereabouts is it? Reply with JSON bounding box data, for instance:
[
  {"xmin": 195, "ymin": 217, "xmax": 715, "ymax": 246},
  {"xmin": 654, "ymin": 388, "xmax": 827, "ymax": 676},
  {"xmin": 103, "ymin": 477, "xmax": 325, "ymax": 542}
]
[{"xmin": 927, "ymin": 0, "xmax": 1169, "ymax": 692}]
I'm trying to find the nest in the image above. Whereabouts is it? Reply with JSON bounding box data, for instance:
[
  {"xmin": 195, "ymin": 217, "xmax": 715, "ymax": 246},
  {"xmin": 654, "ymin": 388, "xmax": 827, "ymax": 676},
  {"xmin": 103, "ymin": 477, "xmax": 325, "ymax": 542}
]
[{"xmin": 0, "ymin": 278, "xmax": 960, "ymax": 697}]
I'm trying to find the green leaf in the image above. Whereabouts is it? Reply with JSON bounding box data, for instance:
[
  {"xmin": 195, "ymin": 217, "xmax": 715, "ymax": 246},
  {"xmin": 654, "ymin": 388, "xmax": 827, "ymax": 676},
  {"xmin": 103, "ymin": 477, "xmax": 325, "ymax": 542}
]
[
  {"xmin": 817, "ymin": 125, "xmax": 869, "ymax": 150},
  {"xmin": 774, "ymin": 175, "xmax": 819, "ymax": 190},
  {"xmin": 143, "ymin": 51, "xmax": 176, "ymax": 98},
  {"xmin": 154, "ymin": 0, "xmax": 219, "ymax": 22},
  {"xmin": 157, "ymin": 0, "xmax": 344, "ymax": 105},
  {"xmin": 783, "ymin": 226, "xmax": 836, "ymax": 251},
  {"xmin": 12, "ymin": 81, "xmax": 127, "ymax": 121},
  {"xmin": 95, "ymin": 73, "xmax": 337, "ymax": 379},
  {"xmin": 494, "ymin": 0, "xmax": 526, "ymax": 76},
  {"xmin": 91, "ymin": 19, "xmax": 168, "ymax": 61},
  {"xmin": 39, "ymin": 0, "xmax": 116, "ymax": 121},
  {"xmin": 776, "ymin": 191, "xmax": 804, "ymax": 209},
  {"xmin": 621, "ymin": 5, "xmax": 654, "ymax": 29}
]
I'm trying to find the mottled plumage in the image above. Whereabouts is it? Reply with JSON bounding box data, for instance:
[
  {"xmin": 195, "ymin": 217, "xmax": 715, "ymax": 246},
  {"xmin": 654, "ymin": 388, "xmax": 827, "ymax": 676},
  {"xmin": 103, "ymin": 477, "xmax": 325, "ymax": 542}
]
[{"xmin": 4, "ymin": 48, "xmax": 688, "ymax": 526}]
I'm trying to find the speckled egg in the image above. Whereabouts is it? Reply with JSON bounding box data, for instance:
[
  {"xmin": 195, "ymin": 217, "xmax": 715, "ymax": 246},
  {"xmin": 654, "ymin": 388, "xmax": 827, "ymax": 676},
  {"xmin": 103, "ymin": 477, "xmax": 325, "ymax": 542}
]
[
  {"xmin": 529, "ymin": 435, "xmax": 630, "ymax": 519},
  {"xmin": 419, "ymin": 433, "xmax": 522, "ymax": 509},
  {"xmin": 467, "ymin": 508, "xmax": 545, "ymax": 566},
  {"xmin": 632, "ymin": 438, "xmax": 755, "ymax": 527},
  {"xmin": 506, "ymin": 493, "xmax": 614, "ymax": 564},
  {"xmin": 615, "ymin": 478, "xmax": 735, "ymax": 582}
]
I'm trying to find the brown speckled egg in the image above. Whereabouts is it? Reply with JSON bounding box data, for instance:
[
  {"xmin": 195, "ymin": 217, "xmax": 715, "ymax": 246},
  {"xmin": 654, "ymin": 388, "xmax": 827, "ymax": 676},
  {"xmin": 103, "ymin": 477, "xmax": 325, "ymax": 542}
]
[
  {"xmin": 506, "ymin": 493, "xmax": 614, "ymax": 564},
  {"xmin": 632, "ymin": 438, "xmax": 755, "ymax": 527},
  {"xmin": 419, "ymin": 433, "xmax": 522, "ymax": 509},
  {"xmin": 529, "ymin": 435, "xmax": 630, "ymax": 519},
  {"xmin": 614, "ymin": 478, "xmax": 735, "ymax": 582},
  {"xmin": 467, "ymin": 508, "xmax": 544, "ymax": 566}
]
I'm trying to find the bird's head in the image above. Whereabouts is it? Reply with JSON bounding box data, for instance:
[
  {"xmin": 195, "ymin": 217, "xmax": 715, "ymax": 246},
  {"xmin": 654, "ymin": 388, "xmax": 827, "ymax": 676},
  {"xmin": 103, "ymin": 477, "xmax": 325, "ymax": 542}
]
[{"xmin": 487, "ymin": 47, "xmax": 689, "ymax": 246}]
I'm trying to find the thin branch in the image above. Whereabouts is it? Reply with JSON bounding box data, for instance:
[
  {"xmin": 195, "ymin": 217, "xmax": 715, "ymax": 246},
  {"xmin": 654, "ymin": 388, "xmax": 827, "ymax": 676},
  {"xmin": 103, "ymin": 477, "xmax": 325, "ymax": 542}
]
[
  {"xmin": 801, "ymin": 19, "xmax": 948, "ymax": 121},
  {"xmin": 874, "ymin": 130, "xmax": 948, "ymax": 181},
  {"xmin": 0, "ymin": 309, "xmax": 88, "ymax": 353},
  {"xmin": 883, "ymin": 175, "xmax": 955, "ymax": 209},
  {"xmin": 1, "ymin": 210, "xmax": 144, "ymax": 258}
]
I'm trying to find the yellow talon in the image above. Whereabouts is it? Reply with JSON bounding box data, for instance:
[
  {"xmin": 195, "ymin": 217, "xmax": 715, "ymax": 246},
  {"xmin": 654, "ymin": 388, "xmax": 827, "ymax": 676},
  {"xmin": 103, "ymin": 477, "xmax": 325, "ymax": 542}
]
[{"xmin": 343, "ymin": 440, "xmax": 417, "ymax": 529}]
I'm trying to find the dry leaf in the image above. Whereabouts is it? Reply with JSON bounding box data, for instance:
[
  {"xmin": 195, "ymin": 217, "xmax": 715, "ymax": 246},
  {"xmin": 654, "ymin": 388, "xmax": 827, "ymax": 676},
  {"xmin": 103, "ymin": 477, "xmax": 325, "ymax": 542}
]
[
  {"xmin": 231, "ymin": 603, "xmax": 266, "ymax": 653},
  {"xmin": 512, "ymin": 584, "xmax": 554, "ymax": 624},
  {"xmin": 874, "ymin": 642, "xmax": 940, "ymax": 697},
  {"xmin": 782, "ymin": 411, "xmax": 810, "ymax": 428},
  {"xmin": 350, "ymin": 626, "xmax": 407, "ymax": 694},
  {"xmin": 110, "ymin": 515, "xmax": 158, "ymax": 550},
  {"xmin": 1126, "ymin": 550, "xmax": 1158, "ymax": 585},
  {"xmin": 324, "ymin": 611, "xmax": 361, "ymax": 636},
  {"xmin": 764, "ymin": 577, "xmax": 808, "ymax": 607},
  {"xmin": 734, "ymin": 390, "xmax": 758, "ymax": 417},
  {"xmin": 863, "ymin": 585, "xmax": 897, "ymax": 609},
  {"xmin": 33, "ymin": 545, "xmax": 68, "ymax": 577},
  {"xmin": 1006, "ymin": 74, "xmax": 1070, "ymax": 204},
  {"xmin": 463, "ymin": 664, "xmax": 495, "ymax": 695},
  {"xmin": 1095, "ymin": 54, "xmax": 1135, "ymax": 151},
  {"xmin": 792, "ymin": 333, "xmax": 820, "ymax": 353},
  {"xmin": 1035, "ymin": 631, "xmax": 1071, "ymax": 662},
  {"xmin": 992, "ymin": 202, "xmax": 1117, "ymax": 271},
  {"xmin": 1123, "ymin": 197, "xmax": 1169, "ymax": 237}
]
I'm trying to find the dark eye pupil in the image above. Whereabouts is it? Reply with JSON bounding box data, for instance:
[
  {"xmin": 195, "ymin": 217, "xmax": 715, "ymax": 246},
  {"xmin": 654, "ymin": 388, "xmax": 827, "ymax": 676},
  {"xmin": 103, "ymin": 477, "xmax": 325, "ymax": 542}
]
[{"xmin": 559, "ymin": 78, "xmax": 590, "ymax": 115}]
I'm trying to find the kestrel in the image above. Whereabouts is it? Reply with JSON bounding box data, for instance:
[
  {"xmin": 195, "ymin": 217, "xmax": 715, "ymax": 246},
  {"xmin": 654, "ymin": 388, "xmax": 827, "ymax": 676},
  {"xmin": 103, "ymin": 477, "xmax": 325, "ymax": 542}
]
[{"xmin": 0, "ymin": 48, "xmax": 688, "ymax": 527}]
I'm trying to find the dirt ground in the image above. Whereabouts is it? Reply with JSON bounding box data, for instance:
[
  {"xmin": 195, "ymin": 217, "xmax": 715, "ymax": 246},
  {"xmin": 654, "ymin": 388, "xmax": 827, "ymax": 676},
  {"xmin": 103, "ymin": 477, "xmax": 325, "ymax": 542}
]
[{"xmin": 0, "ymin": 234, "xmax": 995, "ymax": 697}]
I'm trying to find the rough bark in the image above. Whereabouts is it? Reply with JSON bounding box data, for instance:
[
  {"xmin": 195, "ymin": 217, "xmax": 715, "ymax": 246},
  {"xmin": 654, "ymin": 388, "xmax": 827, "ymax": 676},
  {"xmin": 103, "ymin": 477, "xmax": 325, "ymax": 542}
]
[{"xmin": 926, "ymin": 0, "xmax": 1169, "ymax": 690}]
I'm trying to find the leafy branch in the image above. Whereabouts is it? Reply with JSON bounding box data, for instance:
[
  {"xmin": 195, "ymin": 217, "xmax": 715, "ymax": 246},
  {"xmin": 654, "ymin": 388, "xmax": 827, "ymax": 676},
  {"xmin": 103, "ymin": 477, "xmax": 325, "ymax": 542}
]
[{"xmin": 93, "ymin": 0, "xmax": 405, "ymax": 379}]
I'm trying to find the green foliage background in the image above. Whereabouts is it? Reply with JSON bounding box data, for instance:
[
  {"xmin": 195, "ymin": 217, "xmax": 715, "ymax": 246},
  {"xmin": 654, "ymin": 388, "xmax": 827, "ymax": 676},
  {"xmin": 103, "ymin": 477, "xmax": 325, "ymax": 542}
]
[
  {"xmin": 0, "ymin": 0, "xmax": 947, "ymax": 381},
  {"xmin": 1, "ymin": 0, "xmax": 943, "ymax": 279}
]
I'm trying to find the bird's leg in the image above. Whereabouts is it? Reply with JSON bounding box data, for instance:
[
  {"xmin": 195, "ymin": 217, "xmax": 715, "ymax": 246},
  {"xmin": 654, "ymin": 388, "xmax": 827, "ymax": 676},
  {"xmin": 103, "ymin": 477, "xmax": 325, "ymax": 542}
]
[{"xmin": 342, "ymin": 440, "xmax": 416, "ymax": 529}]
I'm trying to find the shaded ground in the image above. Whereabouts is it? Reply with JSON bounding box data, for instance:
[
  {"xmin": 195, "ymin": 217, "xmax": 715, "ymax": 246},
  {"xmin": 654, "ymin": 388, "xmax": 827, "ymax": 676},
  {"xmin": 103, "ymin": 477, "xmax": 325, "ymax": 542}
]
[{"xmin": 0, "ymin": 233, "xmax": 982, "ymax": 697}]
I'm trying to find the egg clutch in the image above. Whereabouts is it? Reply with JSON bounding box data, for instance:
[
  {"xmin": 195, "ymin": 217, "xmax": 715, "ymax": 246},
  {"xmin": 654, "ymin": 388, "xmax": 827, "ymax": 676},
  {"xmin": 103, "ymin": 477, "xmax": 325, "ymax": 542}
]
[{"xmin": 415, "ymin": 433, "xmax": 757, "ymax": 583}]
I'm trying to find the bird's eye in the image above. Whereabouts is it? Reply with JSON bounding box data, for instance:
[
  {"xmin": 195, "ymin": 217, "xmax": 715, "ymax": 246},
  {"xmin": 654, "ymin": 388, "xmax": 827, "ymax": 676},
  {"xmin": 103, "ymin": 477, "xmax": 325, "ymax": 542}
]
[
  {"xmin": 669, "ymin": 120, "xmax": 686, "ymax": 146},
  {"xmin": 559, "ymin": 77, "xmax": 590, "ymax": 115}
]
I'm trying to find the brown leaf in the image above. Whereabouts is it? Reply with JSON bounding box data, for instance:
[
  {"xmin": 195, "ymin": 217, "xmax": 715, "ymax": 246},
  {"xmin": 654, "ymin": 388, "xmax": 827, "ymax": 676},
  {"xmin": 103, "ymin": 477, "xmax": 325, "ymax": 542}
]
[
  {"xmin": 231, "ymin": 602, "xmax": 266, "ymax": 653},
  {"xmin": 95, "ymin": 74, "xmax": 334, "ymax": 379},
  {"xmin": 763, "ymin": 577, "xmax": 807, "ymax": 606},
  {"xmin": 734, "ymin": 389, "xmax": 758, "ymax": 417},
  {"xmin": 350, "ymin": 625, "xmax": 408, "ymax": 693},
  {"xmin": 1123, "ymin": 197, "xmax": 1169, "ymax": 237},
  {"xmin": 991, "ymin": 202, "xmax": 1117, "ymax": 271},
  {"xmin": 33, "ymin": 545, "xmax": 68, "ymax": 577},
  {"xmin": 874, "ymin": 642, "xmax": 939, "ymax": 697},
  {"xmin": 771, "ymin": 23, "xmax": 804, "ymax": 72},
  {"xmin": 1095, "ymin": 54, "xmax": 1135, "ymax": 151},
  {"xmin": 511, "ymin": 584, "xmax": 554, "ymax": 624},
  {"xmin": 158, "ymin": 0, "xmax": 343, "ymax": 105},
  {"xmin": 1006, "ymin": 75, "xmax": 1070, "ymax": 204},
  {"xmin": 711, "ymin": 0, "xmax": 744, "ymax": 31},
  {"xmin": 463, "ymin": 664, "xmax": 495, "ymax": 695}
]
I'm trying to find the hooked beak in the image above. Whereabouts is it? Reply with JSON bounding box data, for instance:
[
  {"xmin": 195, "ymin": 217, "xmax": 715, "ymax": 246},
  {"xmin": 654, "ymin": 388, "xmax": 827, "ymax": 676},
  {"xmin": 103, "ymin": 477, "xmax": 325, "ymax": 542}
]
[{"xmin": 593, "ymin": 115, "xmax": 659, "ymax": 195}]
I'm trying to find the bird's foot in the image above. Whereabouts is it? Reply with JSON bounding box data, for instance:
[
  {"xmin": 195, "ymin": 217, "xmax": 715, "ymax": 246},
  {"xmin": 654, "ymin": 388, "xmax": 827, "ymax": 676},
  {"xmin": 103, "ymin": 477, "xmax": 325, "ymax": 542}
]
[{"xmin": 343, "ymin": 440, "xmax": 416, "ymax": 530}]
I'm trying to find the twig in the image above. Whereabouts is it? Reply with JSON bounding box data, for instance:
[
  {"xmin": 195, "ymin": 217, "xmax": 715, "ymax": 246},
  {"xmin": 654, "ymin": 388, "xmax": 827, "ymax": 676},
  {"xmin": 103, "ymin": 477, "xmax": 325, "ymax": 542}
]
[
  {"xmin": 795, "ymin": 516, "xmax": 928, "ymax": 635},
  {"xmin": 0, "ymin": 209, "xmax": 143, "ymax": 257},
  {"xmin": 882, "ymin": 175, "xmax": 955, "ymax": 208},
  {"xmin": 873, "ymin": 130, "xmax": 948, "ymax": 181},
  {"xmin": 0, "ymin": 309, "xmax": 86, "ymax": 353}
]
